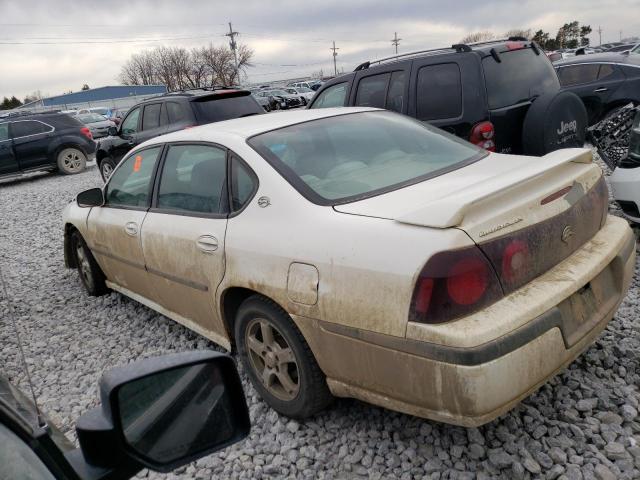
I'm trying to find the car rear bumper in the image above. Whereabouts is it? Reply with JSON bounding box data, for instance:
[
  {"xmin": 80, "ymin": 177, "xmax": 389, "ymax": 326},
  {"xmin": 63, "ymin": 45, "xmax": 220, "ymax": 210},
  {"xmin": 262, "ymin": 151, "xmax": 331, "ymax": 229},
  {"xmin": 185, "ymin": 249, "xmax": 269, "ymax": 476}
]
[
  {"xmin": 610, "ymin": 166, "xmax": 640, "ymax": 222},
  {"xmin": 294, "ymin": 215, "xmax": 635, "ymax": 426}
]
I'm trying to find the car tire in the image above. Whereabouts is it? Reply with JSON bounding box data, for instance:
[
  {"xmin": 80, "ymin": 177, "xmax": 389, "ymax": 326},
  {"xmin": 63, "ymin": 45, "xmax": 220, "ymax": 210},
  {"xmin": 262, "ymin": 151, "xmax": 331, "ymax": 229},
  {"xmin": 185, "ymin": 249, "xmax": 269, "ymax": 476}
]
[
  {"xmin": 274, "ymin": 103, "xmax": 281, "ymax": 110},
  {"xmin": 71, "ymin": 231, "xmax": 107, "ymax": 296},
  {"xmin": 235, "ymin": 295, "xmax": 333, "ymax": 419},
  {"xmin": 57, "ymin": 147, "xmax": 87, "ymax": 175},
  {"xmin": 521, "ymin": 90, "xmax": 588, "ymax": 156},
  {"xmin": 99, "ymin": 157, "xmax": 117, "ymax": 182}
]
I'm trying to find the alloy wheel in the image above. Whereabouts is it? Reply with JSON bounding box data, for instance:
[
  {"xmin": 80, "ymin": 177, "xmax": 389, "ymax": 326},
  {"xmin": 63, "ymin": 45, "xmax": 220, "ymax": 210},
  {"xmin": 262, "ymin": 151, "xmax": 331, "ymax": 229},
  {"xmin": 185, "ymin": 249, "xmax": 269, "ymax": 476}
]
[
  {"xmin": 101, "ymin": 162, "xmax": 114, "ymax": 180},
  {"xmin": 62, "ymin": 149, "xmax": 84, "ymax": 172},
  {"xmin": 245, "ymin": 318, "xmax": 300, "ymax": 401},
  {"xmin": 75, "ymin": 243, "xmax": 94, "ymax": 291}
]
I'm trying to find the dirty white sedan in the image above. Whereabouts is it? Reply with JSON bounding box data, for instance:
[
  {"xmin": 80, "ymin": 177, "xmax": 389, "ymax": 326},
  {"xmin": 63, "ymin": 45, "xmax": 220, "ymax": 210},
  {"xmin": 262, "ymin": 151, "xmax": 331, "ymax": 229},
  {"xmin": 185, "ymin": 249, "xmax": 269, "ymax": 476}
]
[{"xmin": 63, "ymin": 108, "xmax": 635, "ymax": 426}]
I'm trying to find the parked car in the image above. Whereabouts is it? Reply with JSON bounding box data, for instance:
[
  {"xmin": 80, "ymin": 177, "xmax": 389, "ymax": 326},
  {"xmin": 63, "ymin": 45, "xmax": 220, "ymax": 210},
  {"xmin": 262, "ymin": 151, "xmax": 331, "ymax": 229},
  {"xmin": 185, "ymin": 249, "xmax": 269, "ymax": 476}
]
[
  {"xmin": 309, "ymin": 38, "xmax": 588, "ymax": 155},
  {"xmin": 251, "ymin": 91, "xmax": 273, "ymax": 111},
  {"xmin": 262, "ymin": 89, "xmax": 304, "ymax": 109},
  {"xmin": 630, "ymin": 44, "xmax": 640, "ymax": 55},
  {"xmin": 284, "ymin": 86, "xmax": 315, "ymax": 105},
  {"xmin": 555, "ymin": 53, "xmax": 640, "ymax": 125},
  {"xmin": 0, "ymin": 350, "xmax": 250, "ymax": 479},
  {"xmin": 0, "ymin": 112, "xmax": 95, "ymax": 180},
  {"xmin": 604, "ymin": 43, "xmax": 636, "ymax": 53},
  {"xmin": 63, "ymin": 107, "xmax": 634, "ymax": 426},
  {"xmin": 75, "ymin": 112, "xmax": 115, "ymax": 139},
  {"xmin": 610, "ymin": 109, "xmax": 640, "ymax": 221},
  {"xmin": 95, "ymin": 88, "xmax": 264, "ymax": 181},
  {"xmin": 287, "ymin": 80, "xmax": 316, "ymax": 90}
]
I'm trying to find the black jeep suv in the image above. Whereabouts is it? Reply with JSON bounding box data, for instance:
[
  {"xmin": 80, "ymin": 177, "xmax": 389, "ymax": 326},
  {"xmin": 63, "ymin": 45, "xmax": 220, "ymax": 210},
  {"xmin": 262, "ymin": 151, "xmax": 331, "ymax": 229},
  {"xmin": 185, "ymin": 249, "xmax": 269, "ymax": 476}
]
[
  {"xmin": 0, "ymin": 112, "xmax": 96, "ymax": 180},
  {"xmin": 95, "ymin": 88, "xmax": 264, "ymax": 180},
  {"xmin": 310, "ymin": 38, "xmax": 588, "ymax": 155}
]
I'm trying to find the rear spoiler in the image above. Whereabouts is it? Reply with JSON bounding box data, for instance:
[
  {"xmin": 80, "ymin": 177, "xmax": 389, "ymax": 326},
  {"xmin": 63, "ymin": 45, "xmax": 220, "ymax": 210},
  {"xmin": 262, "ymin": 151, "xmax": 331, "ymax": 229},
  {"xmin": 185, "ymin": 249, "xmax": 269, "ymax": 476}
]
[{"xmin": 396, "ymin": 148, "xmax": 593, "ymax": 229}]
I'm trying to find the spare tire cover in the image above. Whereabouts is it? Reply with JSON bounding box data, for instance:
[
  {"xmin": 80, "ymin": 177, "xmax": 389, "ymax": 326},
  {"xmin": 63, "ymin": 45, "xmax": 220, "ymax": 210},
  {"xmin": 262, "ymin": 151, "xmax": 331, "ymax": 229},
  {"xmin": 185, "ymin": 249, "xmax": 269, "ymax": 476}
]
[{"xmin": 522, "ymin": 90, "xmax": 587, "ymax": 156}]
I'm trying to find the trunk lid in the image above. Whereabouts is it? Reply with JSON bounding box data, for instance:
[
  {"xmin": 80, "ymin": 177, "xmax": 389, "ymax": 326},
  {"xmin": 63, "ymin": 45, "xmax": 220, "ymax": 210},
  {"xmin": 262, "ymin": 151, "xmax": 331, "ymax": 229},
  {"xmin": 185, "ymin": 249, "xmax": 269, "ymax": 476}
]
[{"xmin": 334, "ymin": 148, "xmax": 608, "ymax": 294}]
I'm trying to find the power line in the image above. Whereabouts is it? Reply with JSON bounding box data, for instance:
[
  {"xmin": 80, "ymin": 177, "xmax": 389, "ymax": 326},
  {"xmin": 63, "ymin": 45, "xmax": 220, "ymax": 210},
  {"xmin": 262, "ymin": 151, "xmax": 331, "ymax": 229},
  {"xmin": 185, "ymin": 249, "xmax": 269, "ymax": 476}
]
[{"xmin": 391, "ymin": 32, "xmax": 401, "ymax": 54}]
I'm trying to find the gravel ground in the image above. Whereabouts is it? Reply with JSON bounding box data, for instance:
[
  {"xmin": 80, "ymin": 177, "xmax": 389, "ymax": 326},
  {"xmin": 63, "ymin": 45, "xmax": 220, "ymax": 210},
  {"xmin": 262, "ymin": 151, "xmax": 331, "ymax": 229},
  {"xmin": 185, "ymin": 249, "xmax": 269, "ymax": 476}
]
[{"xmin": 1, "ymin": 157, "xmax": 639, "ymax": 480}]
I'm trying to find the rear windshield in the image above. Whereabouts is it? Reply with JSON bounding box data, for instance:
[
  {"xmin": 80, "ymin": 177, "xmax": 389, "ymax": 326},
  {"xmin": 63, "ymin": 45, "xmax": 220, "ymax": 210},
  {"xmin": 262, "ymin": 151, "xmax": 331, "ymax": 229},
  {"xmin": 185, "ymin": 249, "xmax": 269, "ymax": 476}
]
[
  {"xmin": 482, "ymin": 48, "xmax": 560, "ymax": 109},
  {"xmin": 192, "ymin": 93, "xmax": 264, "ymax": 123},
  {"xmin": 248, "ymin": 111, "xmax": 485, "ymax": 204}
]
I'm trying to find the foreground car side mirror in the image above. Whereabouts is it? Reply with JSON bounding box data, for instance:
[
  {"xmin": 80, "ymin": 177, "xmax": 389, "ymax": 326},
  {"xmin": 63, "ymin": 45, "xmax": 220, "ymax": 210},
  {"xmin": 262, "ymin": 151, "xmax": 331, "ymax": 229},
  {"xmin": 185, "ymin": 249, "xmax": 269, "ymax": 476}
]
[
  {"xmin": 65, "ymin": 351, "xmax": 250, "ymax": 478},
  {"xmin": 76, "ymin": 188, "xmax": 104, "ymax": 208},
  {"xmin": 108, "ymin": 126, "xmax": 118, "ymax": 136}
]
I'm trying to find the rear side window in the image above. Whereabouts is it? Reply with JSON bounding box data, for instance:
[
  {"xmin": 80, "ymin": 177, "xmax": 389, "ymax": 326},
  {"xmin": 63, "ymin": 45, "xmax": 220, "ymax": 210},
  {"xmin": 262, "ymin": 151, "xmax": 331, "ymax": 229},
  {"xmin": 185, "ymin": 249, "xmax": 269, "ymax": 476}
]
[
  {"xmin": 355, "ymin": 73, "xmax": 390, "ymax": 108},
  {"xmin": 0, "ymin": 123, "xmax": 8, "ymax": 141},
  {"xmin": 387, "ymin": 71, "xmax": 406, "ymax": 113},
  {"xmin": 11, "ymin": 121, "xmax": 50, "ymax": 138},
  {"xmin": 106, "ymin": 146, "xmax": 161, "ymax": 208},
  {"xmin": 310, "ymin": 83, "xmax": 348, "ymax": 108},
  {"xmin": 416, "ymin": 63, "xmax": 462, "ymax": 120},
  {"xmin": 230, "ymin": 156, "xmax": 257, "ymax": 212},
  {"xmin": 557, "ymin": 64, "xmax": 600, "ymax": 86},
  {"xmin": 157, "ymin": 144, "xmax": 227, "ymax": 214},
  {"xmin": 167, "ymin": 102, "xmax": 188, "ymax": 123},
  {"xmin": 142, "ymin": 103, "xmax": 162, "ymax": 130},
  {"xmin": 597, "ymin": 64, "xmax": 615, "ymax": 79},
  {"xmin": 483, "ymin": 48, "xmax": 560, "ymax": 109},
  {"xmin": 192, "ymin": 94, "xmax": 263, "ymax": 123}
]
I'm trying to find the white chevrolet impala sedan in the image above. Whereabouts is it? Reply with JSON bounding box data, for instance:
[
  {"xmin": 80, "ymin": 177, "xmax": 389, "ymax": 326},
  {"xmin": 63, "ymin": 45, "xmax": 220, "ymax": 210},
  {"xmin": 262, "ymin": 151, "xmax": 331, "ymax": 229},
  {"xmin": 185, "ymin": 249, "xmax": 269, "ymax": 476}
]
[{"xmin": 63, "ymin": 108, "xmax": 635, "ymax": 426}]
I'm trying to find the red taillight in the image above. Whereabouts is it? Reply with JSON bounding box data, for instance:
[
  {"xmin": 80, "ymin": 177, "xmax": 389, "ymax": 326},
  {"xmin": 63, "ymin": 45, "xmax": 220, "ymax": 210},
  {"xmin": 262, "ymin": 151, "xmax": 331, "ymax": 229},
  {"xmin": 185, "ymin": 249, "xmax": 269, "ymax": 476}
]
[
  {"xmin": 80, "ymin": 127, "xmax": 93, "ymax": 140},
  {"xmin": 447, "ymin": 257, "xmax": 489, "ymax": 305},
  {"xmin": 409, "ymin": 246, "xmax": 503, "ymax": 324},
  {"xmin": 470, "ymin": 121, "xmax": 496, "ymax": 151}
]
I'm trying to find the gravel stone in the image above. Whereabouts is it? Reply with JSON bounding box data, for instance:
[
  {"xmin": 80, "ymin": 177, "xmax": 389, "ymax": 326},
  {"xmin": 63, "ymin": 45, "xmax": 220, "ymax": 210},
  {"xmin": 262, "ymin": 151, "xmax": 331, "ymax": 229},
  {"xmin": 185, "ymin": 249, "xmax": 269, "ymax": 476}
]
[{"xmin": 1, "ymin": 155, "xmax": 640, "ymax": 480}]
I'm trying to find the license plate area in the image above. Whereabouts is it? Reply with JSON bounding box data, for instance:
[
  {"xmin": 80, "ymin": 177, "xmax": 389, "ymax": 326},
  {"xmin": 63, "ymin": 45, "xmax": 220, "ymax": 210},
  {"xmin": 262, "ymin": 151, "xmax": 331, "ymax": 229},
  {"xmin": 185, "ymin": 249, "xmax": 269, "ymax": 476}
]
[{"xmin": 557, "ymin": 263, "xmax": 620, "ymax": 347}]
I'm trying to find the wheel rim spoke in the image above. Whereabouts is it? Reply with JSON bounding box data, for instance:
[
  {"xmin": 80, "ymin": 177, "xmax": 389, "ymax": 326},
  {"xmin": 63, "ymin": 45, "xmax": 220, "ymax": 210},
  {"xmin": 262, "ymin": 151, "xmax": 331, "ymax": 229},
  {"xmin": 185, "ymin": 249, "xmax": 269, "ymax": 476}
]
[
  {"xmin": 276, "ymin": 347, "xmax": 295, "ymax": 365},
  {"xmin": 246, "ymin": 335, "xmax": 265, "ymax": 357},
  {"xmin": 262, "ymin": 367, "xmax": 275, "ymax": 388},
  {"xmin": 260, "ymin": 321, "xmax": 275, "ymax": 346},
  {"xmin": 275, "ymin": 370, "xmax": 298, "ymax": 395}
]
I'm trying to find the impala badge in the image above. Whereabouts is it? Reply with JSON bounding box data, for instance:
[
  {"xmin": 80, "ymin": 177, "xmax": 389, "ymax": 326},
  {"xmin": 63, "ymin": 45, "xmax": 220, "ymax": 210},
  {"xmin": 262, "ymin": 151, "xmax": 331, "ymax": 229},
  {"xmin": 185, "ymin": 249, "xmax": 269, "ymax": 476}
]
[
  {"xmin": 258, "ymin": 196, "xmax": 271, "ymax": 208},
  {"xmin": 561, "ymin": 225, "xmax": 574, "ymax": 243}
]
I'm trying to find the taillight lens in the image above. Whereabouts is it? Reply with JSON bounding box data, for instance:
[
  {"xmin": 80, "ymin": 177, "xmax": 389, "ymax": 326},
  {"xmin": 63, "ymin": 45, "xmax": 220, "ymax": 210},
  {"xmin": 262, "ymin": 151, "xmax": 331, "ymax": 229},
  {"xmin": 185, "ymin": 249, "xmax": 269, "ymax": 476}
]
[
  {"xmin": 409, "ymin": 246, "xmax": 503, "ymax": 324},
  {"xmin": 470, "ymin": 121, "xmax": 496, "ymax": 151},
  {"xmin": 80, "ymin": 127, "xmax": 93, "ymax": 140}
]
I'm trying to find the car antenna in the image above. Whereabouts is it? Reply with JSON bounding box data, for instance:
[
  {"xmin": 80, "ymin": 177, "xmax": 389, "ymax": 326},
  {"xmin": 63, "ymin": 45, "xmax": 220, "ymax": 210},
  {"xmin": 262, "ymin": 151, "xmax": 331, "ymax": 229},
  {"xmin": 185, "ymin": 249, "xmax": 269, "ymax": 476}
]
[{"xmin": 0, "ymin": 264, "xmax": 46, "ymax": 428}]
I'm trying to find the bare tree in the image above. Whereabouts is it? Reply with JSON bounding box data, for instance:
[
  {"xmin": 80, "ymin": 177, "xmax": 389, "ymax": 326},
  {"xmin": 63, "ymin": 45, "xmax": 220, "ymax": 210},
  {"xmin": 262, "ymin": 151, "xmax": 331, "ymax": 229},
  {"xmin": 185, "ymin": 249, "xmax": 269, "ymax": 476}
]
[
  {"xmin": 504, "ymin": 28, "xmax": 532, "ymax": 39},
  {"xmin": 119, "ymin": 43, "xmax": 253, "ymax": 90},
  {"xmin": 459, "ymin": 31, "xmax": 496, "ymax": 44}
]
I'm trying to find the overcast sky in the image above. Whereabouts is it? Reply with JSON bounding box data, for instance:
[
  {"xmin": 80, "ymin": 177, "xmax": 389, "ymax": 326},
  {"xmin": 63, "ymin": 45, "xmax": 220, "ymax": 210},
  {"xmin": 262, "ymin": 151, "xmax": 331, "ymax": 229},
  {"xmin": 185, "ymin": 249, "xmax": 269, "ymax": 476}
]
[{"xmin": 0, "ymin": 0, "xmax": 637, "ymax": 100}]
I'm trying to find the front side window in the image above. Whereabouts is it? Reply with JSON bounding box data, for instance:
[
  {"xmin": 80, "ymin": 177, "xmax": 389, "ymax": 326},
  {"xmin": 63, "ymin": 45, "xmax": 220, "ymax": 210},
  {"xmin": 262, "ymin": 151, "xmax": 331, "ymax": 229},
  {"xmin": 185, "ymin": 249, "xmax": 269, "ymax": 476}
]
[
  {"xmin": 355, "ymin": 73, "xmax": 390, "ymax": 108},
  {"xmin": 11, "ymin": 121, "xmax": 49, "ymax": 138},
  {"xmin": 157, "ymin": 144, "xmax": 227, "ymax": 214},
  {"xmin": 416, "ymin": 63, "xmax": 462, "ymax": 121},
  {"xmin": 249, "ymin": 111, "xmax": 484, "ymax": 204},
  {"xmin": 310, "ymin": 83, "xmax": 348, "ymax": 108},
  {"xmin": 142, "ymin": 104, "xmax": 162, "ymax": 130},
  {"xmin": 0, "ymin": 423, "xmax": 55, "ymax": 480},
  {"xmin": 230, "ymin": 155, "xmax": 257, "ymax": 211},
  {"xmin": 106, "ymin": 146, "xmax": 161, "ymax": 207},
  {"xmin": 557, "ymin": 64, "xmax": 600, "ymax": 86},
  {"xmin": 597, "ymin": 64, "xmax": 615, "ymax": 79},
  {"xmin": 121, "ymin": 107, "xmax": 140, "ymax": 135}
]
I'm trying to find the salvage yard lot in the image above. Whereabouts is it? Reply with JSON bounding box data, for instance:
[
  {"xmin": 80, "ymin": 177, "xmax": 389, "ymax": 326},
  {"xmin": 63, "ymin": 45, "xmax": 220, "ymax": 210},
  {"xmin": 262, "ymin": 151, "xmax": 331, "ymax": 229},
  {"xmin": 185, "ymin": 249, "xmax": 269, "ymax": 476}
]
[{"xmin": 1, "ymin": 162, "xmax": 640, "ymax": 479}]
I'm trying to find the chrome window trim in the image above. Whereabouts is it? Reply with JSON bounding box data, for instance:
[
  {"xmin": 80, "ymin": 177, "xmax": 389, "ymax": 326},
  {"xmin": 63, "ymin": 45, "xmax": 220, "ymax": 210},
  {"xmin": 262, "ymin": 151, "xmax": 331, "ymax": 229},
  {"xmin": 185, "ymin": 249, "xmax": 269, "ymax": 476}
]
[
  {"xmin": 555, "ymin": 61, "xmax": 640, "ymax": 70},
  {"xmin": 10, "ymin": 120, "xmax": 55, "ymax": 140}
]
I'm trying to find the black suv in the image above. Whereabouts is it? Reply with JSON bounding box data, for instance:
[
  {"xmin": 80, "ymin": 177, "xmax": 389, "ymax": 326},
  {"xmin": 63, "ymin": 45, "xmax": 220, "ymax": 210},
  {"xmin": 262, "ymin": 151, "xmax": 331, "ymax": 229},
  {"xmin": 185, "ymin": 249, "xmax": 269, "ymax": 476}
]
[
  {"xmin": 96, "ymin": 88, "xmax": 264, "ymax": 180},
  {"xmin": 310, "ymin": 38, "xmax": 588, "ymax": 155},
  {"xmin": 0, "ymin": 112, "xmax": 96, "ymax": 180}
]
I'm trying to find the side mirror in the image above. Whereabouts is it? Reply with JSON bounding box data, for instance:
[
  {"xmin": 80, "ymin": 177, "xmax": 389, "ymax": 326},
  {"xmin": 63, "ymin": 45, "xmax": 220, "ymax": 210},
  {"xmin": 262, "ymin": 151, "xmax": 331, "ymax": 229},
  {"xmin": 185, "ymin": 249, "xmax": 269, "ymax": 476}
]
[
  {"xmin": 66, "ymin": 351, "xmax": 249, "ymax": 478},
  {"xmin": 108, "ymin": 125, "xmax": 118, "ymax": 136},
  {"xmin": 76, "ymin": 188, "xmax": 104, "ymax": 208}
]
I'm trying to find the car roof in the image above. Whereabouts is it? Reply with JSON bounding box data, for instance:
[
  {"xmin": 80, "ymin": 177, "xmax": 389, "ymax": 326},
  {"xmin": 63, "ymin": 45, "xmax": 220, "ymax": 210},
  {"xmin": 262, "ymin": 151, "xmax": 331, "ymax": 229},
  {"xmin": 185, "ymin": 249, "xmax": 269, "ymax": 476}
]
[
  {"xmin": 554, "ymin": 52, "xmax": 640, "ymax": 67},
  {"xmin": 140, "ymin": 107, "xmax": 377, "ymax": 144}
]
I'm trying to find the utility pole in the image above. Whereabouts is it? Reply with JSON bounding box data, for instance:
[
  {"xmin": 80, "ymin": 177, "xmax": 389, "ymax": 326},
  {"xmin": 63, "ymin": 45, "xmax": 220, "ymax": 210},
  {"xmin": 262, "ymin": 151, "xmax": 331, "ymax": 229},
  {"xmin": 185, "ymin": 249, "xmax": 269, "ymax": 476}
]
[
  {"xmin": 226, "ymin": 22, "xmax": 239, "ymax": 84},
  {"xmin": 330, "ymin": 41, "xmax": 339, "ymax": 76},
  {"xmin": 620, "ymin": 30, "xmax": 623, "ymax": 41},
  {"xmin": 391, "ymin": 32, "xmax": 401, "ymax": 54},
  {"xmin": 597, "ymin": 26, "xmax": 602, "ymax": 46}
]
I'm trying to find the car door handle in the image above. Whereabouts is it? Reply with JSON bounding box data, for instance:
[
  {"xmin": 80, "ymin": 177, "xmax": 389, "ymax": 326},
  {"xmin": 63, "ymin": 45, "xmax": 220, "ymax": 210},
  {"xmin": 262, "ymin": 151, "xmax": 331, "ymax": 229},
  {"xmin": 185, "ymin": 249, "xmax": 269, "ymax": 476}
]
[
  {"xmin": 196, "ymin": 235, "xmax": 218, "ymax": 253},
  {"xmin": 124, "ymin": 222, "xmax": 138, "ymax": 236},
  {"xmin": 594, "ymin": 87, "xmax": 608, "ymax": 93}
]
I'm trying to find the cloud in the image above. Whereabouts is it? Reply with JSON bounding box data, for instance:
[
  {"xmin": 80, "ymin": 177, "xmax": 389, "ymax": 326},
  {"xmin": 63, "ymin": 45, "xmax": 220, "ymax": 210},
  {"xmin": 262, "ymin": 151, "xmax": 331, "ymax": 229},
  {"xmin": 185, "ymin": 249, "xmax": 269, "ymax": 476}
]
[{"xmin": 0, "ymin": 0, "xmax": 637, "ymax": 99}]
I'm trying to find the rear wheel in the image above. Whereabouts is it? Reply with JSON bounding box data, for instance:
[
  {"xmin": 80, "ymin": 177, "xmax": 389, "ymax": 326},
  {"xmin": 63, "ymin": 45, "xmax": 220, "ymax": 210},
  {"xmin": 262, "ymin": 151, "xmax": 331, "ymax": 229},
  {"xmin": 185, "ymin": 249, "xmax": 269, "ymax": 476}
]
[
  {"xmin": 71, "ymin": 231, "xmax": 107, "ymax": 296},
  {"xmin": 235, "ymin": 295, "xmax": 333, "ymax": 418},
  {"xmin": 99, "ymin": 157, "xmax": 117, "ymax": 182},
  {"xmin": 57, "ymin": 147, "xmax": 87, "ymax": 174}
]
